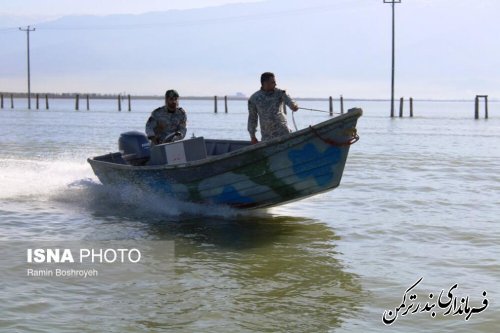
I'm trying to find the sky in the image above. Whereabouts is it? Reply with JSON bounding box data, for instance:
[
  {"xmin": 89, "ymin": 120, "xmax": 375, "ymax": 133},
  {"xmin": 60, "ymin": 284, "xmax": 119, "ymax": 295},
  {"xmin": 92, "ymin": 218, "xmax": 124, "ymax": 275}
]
[{"xmin": 1, "ymin": 0, "xmax": 499, "ymax": 99}]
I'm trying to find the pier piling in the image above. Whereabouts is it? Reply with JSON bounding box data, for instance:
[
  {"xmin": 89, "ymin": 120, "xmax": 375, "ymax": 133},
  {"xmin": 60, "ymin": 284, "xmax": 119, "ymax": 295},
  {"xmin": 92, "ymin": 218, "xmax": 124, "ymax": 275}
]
[
  {"xmin": 11, "ymin": 94, "xmax": 14, "ymax": 109},
  {"xmin": 340, "ymin": 95, "xmax": 344, "ymax": 114},
  {"xmin": 399, "ymin": 97, "xmax": 404, "ymax": 117},
  {"xmin": 36, "ymin": 94, "xmax": 39, "ymax": 110},
  {"xmin": 86, "ymin": 95, "xmax": 90, "ymax": 110},
  {"xmin": 475, "ymin": 96, "xmax": 479, "ymax": 119},
  {"xmin": 409, "ymin": 97, "xmax": 414, "ymax": 117},
  {"xmin": 224, "ymin": 96, "xmax": 228, "ymax": 113},
  {"xmin": 128, "ymin": 94, "xmax": 131, "ymax": 112},
  {"xmin": 1, "ymin": 94, "xmax": 3, "ymax": 109},
  {"xmin": 485, "ymin": 95, "xmax": 489, "ymax": 119},
  {"xmin": 118, "ymin": 95, "xmax": 122, "ymax": 111},
  {"xmin": 45, "ymin": 94, "xmax": 49, "ymax": 110},
  {"xmin": 475, "ymin": 95, "xmax": 488, "ymax": 119},
  {"xmin": 75, "ymin": 94, "xmax": 79, "ymax": 111},
  {"xmin": 329, "ymin": 96, "xmax": 333, "ymax": 116},
  {"xmin": 214, "ymin": 96, "xmax": 218, "ymax": 113}
]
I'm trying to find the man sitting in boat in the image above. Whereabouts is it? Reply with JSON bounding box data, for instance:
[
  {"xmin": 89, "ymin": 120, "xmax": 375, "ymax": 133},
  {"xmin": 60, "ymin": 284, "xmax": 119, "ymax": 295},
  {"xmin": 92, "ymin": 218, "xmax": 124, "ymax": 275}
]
[
  {"xmin": 145, "ymin": 89, "xmax": 187, "ymax": 145},
  {"xmin": 247, "ymin": 72, "xmax": 299, "ymax": 144}
]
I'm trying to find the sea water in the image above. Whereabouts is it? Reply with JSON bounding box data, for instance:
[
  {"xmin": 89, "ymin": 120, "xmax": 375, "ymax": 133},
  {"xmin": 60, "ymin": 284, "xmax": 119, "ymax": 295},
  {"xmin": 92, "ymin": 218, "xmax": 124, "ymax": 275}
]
[{"xmin": 0, "ymin": 99, "xmax": 499, "ymax": 332}]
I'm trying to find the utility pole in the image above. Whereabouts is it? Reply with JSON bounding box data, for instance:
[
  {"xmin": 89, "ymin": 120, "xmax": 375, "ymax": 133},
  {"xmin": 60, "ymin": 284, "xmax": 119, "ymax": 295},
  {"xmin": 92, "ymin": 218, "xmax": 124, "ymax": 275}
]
[
  {"xmin": 19, "ymin": 25, "xmax": 36, "ymax": 110},
  {"xmin": 384, "ymin": 0, "xmax": 400, "ymax": 118}
]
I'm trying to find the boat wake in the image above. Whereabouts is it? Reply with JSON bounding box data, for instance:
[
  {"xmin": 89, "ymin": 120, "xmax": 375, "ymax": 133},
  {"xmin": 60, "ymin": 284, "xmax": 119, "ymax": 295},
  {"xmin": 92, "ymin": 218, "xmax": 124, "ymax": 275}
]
[
  {"xmin": 0, "ymin": 157, "xmax": 89, "ymax": 200},
  {"xmin": 0, "ymin": 157, "xmax": 251, "ymax": 219}
]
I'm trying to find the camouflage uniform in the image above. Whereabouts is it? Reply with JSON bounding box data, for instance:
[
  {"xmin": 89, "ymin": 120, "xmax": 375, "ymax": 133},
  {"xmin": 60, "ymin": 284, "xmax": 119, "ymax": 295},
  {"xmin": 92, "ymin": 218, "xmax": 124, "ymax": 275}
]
[
  {"xmin": 248, "ymin": 88, "xmax": 298, "ymax": 141},
  {"xmin": 145, "ymin": 106, "xmax": 187, "ymax": 144}
]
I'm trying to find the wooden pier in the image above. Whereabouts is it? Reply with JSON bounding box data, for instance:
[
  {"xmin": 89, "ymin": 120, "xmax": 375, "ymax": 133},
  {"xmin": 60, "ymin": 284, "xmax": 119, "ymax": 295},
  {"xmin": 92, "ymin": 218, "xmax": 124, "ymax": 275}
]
[{"xmin": 0, "ymin": 92, "xmax": 495, "ymax": 120}]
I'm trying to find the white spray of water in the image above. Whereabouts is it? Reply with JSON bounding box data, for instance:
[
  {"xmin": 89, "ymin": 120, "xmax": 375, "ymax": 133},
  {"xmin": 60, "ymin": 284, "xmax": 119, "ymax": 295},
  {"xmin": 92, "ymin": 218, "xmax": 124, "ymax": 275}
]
[
  {"xmin": 0, "ymin": 158, "xmax": 92, "ymax": 200},
  {"xmin": 60, "ymin": 178, "xmax": 250, "ymax": 219},
  {"xmin": 0, "ymin": 157, "xmax": 252, "ymax": 218}
]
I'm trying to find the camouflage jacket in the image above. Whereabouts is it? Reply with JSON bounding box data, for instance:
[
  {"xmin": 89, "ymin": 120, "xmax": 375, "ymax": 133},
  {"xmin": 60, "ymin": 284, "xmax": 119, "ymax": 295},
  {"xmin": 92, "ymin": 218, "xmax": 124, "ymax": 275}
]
[
  {"xmin": 248, "ymin": 88, "xmax": 298, "ymax": 141},
  {"xmin": 145, "ymin": 106, "xmax": 187, "ymax": 144}
]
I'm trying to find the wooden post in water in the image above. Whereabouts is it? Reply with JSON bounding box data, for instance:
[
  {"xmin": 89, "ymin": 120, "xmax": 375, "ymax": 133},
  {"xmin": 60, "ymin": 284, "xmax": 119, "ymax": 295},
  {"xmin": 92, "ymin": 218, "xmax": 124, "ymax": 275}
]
[
  {"xmin": 329, "ymin": 96, "xmax": 333, "ymax": 116},
  {"xmin": 476, "ymin": 95, "xmax": 489, "ymax": 119},
  {"xmin": 128, "ymin": 94, "xmax": 131, "ymax": 112},
  {"xmin": 214, "ymin": 96, "xmax": 218, "ymax": 113},
  {"xmin": 11, "ymin": 94, "xmax": 14, "ymax": 109},
  {"xmin": 45, "ymin": 94, "xmax": 49, "ymax": 110},
  {"xmin": 118, "ymin": 95, "xmax": 122, "ymax": 111},
  {"xmin": 36, "ymin": 93, "xmax": 39, "ymax": 109},
  {"xmin": 86, "ymin": 95, "xmax": 90, "ymax": 110},
  {"xmin": 474, "ymin": 96, "xmax": 479, "ymax": 119},
  {"xmin": 224, "ymin": 96, "xmax": 228, "ymax": 113},
  {"xmin": 75, "ymin": 94, "xmax": 79, "ymax": 111},
  {"xmin": 1, "ymin": 94, "xmax": 3, "ymax": 109},
  {"xmin": 409, "ymin": 97, "xmax": 414, "ymax": 117},
  {"xmin": 340, "ymin": 95, "xmax": 344, "ymax": 114},
  {"xmin": 399, "ymin": 97, "xmax": 404, "ymax": 117},
  {"xmin": 485, "ymin": 95, "xmax": 489, "ymax": 119}
]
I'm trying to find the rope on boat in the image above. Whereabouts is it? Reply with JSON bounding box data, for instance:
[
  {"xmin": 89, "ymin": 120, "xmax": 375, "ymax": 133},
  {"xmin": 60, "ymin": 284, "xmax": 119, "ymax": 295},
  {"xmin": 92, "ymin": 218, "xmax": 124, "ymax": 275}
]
[
  {"xmin": 291, "ymin": 107, "xmax": 345, "ymax": 133},
  {"xmin": 291, "ymin": 109, "xmax": 299, "ymax": 131},
  {"xmin": 309, "ymin": 126, "xmax": 359, "ymax": 147},
  {"xmin": 299, "ymin": 107, "xmax": 340, "ymax": 114},
  {"xmin": 291, "ymin": 107, "xmax": 342, "ymax": 132}
]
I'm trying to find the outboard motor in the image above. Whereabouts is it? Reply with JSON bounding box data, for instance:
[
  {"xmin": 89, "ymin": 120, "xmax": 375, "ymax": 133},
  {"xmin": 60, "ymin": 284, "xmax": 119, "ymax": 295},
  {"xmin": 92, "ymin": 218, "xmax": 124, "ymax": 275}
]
[{"xmin": 118, "ymin": 131, "xmax": 151, "ymax": 166}]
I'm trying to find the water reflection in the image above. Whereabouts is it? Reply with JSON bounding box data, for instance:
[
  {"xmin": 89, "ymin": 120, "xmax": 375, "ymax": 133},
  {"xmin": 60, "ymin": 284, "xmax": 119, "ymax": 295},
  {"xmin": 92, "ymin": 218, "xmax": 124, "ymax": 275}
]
[
  {"xmin": 44, "ymin": 181, "xmax": 366, "ymax": 331},
  {"xmin": 91, "ymin": 216, "xmax": 363, "ymax": 330}
]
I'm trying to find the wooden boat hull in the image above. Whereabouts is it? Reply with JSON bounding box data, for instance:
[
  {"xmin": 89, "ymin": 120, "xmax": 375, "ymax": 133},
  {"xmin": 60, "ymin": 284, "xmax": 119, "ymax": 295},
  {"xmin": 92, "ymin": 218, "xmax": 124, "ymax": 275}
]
[{"xmin": 88, "ymin": 108, "xmax": 362, "ymax": 208}]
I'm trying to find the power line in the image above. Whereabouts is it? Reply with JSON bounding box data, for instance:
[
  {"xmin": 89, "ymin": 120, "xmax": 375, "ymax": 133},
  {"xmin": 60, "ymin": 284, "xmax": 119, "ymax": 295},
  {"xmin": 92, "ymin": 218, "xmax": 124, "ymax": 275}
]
[
  {"xmin": 0, "ymin": 27, "xmax": 18, "ymax": 32},
  {"xmin": 47, "ymin": 6, "xmax": 339, "ymax": 31},
  {"xmin": 0, "ymin": 3, "xmax": 365, "ymax": 32}
]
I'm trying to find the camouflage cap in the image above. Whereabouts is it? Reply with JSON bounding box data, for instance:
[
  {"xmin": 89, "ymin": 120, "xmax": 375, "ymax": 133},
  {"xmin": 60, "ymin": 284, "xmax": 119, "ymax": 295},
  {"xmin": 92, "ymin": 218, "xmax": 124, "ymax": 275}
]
[{"xmin": 165, "ymin": 89, "xmax": 179, "ymax": 98}]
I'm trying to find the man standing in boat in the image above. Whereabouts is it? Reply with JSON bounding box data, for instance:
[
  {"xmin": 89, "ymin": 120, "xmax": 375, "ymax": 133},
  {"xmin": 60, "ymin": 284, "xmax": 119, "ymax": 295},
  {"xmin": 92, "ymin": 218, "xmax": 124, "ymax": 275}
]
[
  {"xmin": 248, "ymin": 72, "xmax": 299, "ymax": 143},
  {"xmin": 145, "ymin": 89, "xmax": 187, "ymax": 145}
]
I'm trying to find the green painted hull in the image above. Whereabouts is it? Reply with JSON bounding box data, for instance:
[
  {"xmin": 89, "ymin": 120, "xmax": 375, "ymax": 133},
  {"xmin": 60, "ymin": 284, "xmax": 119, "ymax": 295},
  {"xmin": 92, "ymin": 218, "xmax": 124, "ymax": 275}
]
[{"xmin": 88, "ymin": 109, "xmax": 362, "ymax": 208}]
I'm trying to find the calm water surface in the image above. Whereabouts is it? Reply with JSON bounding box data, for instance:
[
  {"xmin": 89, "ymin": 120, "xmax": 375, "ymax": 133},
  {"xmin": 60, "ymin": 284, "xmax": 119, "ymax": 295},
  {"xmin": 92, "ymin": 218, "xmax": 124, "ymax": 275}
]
[{"xmin": 0, "ymin": 99, "xmax": 499, "ymax": 332}]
